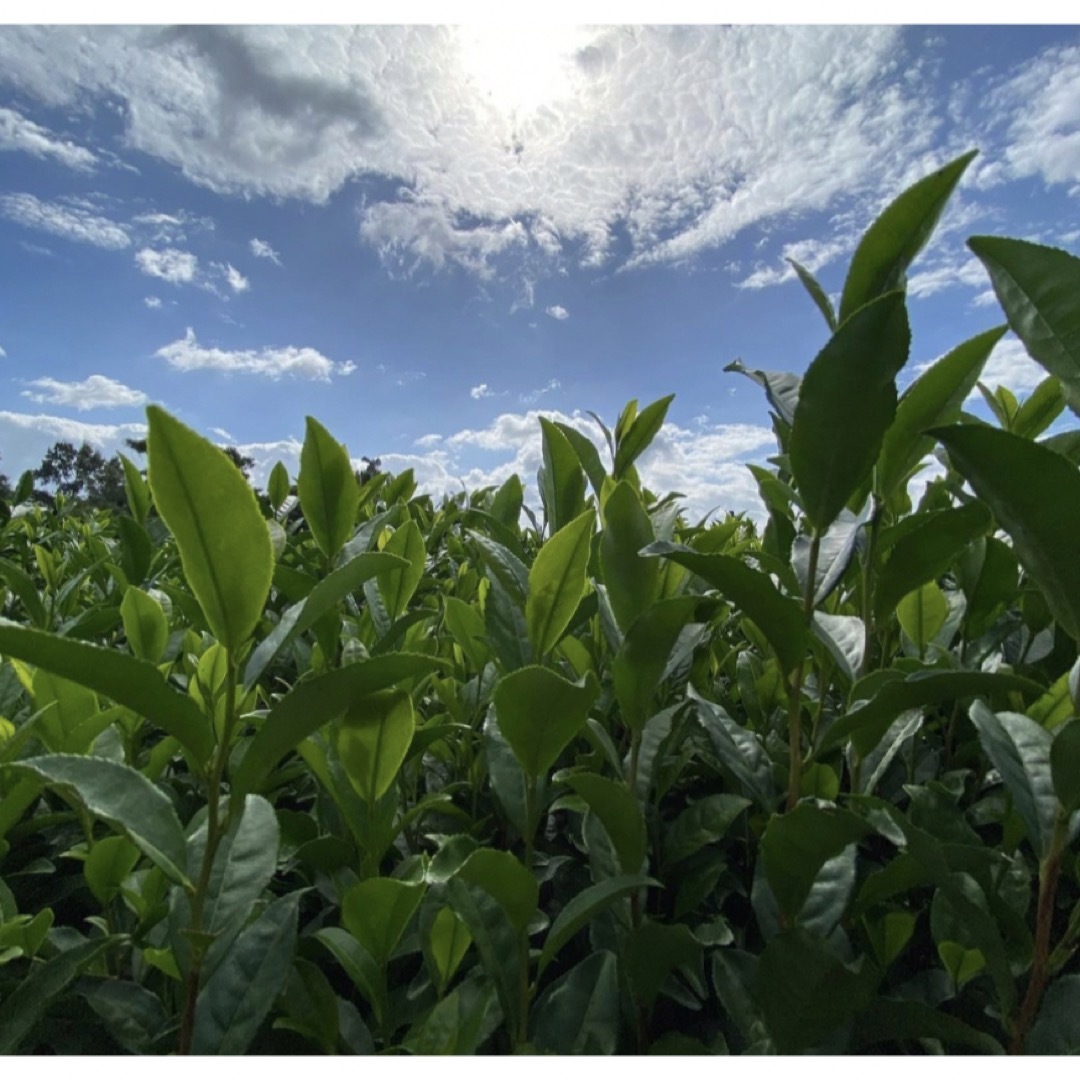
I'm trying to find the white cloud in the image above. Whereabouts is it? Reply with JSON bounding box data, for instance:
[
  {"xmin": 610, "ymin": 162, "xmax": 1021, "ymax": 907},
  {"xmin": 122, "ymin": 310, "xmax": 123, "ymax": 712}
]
[
  {"xmin": 907, "ymin": 253, "xmax": 989, "ymax": 300},
  {"xmin": 520, "ymin": 378, "xmax": 560, "ymax": 404},
  {"xmin": 0, "ymin": 105, "xmax": 98, "ymax": 170},
  {"xmin": 250, "ymin": 237, "xmax": 281, "ymax": 264},
  {"xmin": 338, "ymin": 360, "xmax": 357, "ymax": 376},
  {"xmin": 223, "ymin": 263, "xmax": 249, "ymax": 293},
  {"xmin": 144, "ymin": 295, "xmax": 162, "ymax": 308},
  {"xmin": 0, "ymin": 410, "xmax": 147, "ymax": 478},
  {"xmin": 155, "ymin": 327, "xmax": 349, "ymax": 381},
  {"xmin": 135, "ymin": 247, "xmax": 198, "ymax": 284},
  {"xmin": 0, "ymin": 344, "xmax": 6, "ymax": 358},
  {"xmin": 404, "ymin": 408, "xmax": 775, "ymax": 524},
  {"xmin": 988, "ymin": 44, "xmax": 1080, "ymax": 192},
  {"xmin": 211, "ymin": 426, "xmax": 234, "ymax": 441},
  {"xmin": 738, "ymin": 236, "xmax": 850, "ymax": 290},
  {"xmin": 470, "ymin": 383, "xmax": 495, "ymax": 399},
  {"xmin": 131, "ymin": 209, "xmax": 213, "ymax": 244},
  {"xmin": 545, "ymin": 304, "xmax": 569, "ymax": 320},
  {"xmin": 976, "ymin": 336, "xmax": 1047, "ymax": 397},
  {"xmin": 21, "ymin": 374, "xmax": 147, "ymax": 411},
  {"xmin": 0, "ymin": 192, "xmax": 130, "ymax": 249},
  {"xmin": 0, "ymin": 26, "xmax": 949, "ymax": 278}
]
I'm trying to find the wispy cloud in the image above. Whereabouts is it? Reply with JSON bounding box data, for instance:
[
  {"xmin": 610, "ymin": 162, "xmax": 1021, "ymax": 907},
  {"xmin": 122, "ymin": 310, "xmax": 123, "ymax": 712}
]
[
  {"xmin": 144, "ymin": 295, "xmax": 162, "ymax": 309},
  {"xmin": 135, "ymin": 246, "xmax": 198, "ymax": 284},
  {"xmin": 0, "ymin": 106, "xmax": 98, "ymax": 171},
  {"xmin": 155, "ymin": 327, "xmax": 349, "ymax": 381},
  {"xmin": 0, "ymin": 344, "xmax": 6, "ymax": 358},
  {"xmin": 0, "ymin": 192, "xmax": 130, "ymax": 249},
  {"xmin": 222, "ymin": 263, "xmax": 249, "ymax": 293},
  {"xmin": 470, "ymin": 383, "xmax": 495, "ymax": 399},
  {"xmin": 545, "ymin": 304, "xmax": 569, "ymax": 320},
  {"xmin": 249, "ymin": 237, "xmax": 281, "ymax": 264},
  {"xmin": 519, "ymin": 378, "xmax": 560, "ymax": 404},
  {"xmin": 131, "ymin": 209, "xmax": 213, "ymax": 244},
  {"xmin": 21, "ymin": 374, "xmax": 147, "ymax": 411}
]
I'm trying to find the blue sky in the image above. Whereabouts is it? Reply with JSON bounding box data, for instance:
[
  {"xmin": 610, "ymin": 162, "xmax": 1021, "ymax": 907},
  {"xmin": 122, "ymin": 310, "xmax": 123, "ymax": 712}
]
[{"xmin": 1, "ymin": 22, "xmax": 1078, "ymax": 520}]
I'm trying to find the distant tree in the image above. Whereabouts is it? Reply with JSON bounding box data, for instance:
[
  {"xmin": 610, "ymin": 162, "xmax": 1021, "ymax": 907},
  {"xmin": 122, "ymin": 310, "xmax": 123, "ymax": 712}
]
[
  {"xmin": 223, "ymin": 446, "xmax": 256, "ymax": 479},
  {"xmin": 356, "ymin": 456, "xmax": 382, "ymax": 486},
  {"xmin": 34, "ymin": 441, "xmax": 126, "ymax": 512},
  {"xmin": 125, "ymin": 437, "xmax": 148, "ymax": 455},
  {"xmin": 0, "ymin": 453, "xmax": 11, "ymax": 502}
]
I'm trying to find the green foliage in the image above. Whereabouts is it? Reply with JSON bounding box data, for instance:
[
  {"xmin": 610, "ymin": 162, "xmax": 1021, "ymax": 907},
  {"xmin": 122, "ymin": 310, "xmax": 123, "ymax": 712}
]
[{"xmin": 0, "ymin": 153, "xmax": 1078, "ymax": 1055}]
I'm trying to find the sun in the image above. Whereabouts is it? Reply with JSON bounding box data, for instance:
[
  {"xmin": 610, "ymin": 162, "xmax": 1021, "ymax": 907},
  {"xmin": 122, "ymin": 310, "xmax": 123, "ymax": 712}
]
[{"xmin": 455, "ymin": 25, "xmax": 588, "ymax": 117}]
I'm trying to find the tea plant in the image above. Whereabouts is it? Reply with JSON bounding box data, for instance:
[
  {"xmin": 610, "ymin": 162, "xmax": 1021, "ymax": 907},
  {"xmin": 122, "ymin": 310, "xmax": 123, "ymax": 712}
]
[{"xmin": 1, "ymin": 149, "xmax": 1079, "ymax": 1054}]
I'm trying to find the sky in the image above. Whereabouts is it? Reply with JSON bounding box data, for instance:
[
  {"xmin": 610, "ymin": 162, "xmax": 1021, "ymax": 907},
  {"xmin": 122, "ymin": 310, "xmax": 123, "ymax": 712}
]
[{"xmin": 1, "ymin": 20, "xmax": 1078, "ymax": 523}]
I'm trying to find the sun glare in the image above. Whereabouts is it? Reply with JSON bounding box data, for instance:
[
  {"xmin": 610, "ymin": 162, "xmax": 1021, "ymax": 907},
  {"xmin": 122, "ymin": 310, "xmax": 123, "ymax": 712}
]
[{"xmin": 455, "ymin": 25, "xmax": 588, "ymax": 117}]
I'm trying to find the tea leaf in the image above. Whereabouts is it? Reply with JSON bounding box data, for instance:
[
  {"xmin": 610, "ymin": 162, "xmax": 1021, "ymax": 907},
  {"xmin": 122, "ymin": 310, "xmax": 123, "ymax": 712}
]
[
  {"xmin": 968, "ymin": 236, "xmax": 1080, "ymax": 409},
  {"xmin": 840, "ymin": 149, "xmax": 976, "ymax": 322},
  {"xmin": 120, "ymin": 585, "xmax": 169, "ymax": 664},
  {"xmin": 877, "ymin": 325, "xmax": 1006, "ymax": 499},
  {"xmin": 377, "ymin": 519, "xmax": 426, "ymax": 620},
  {"xmin": 232, "ymin": 653, "xmax": 444, "ymax": 798},
  {"xmin": 0, "ymin": 936, "xmax": 125, "ymax": 1053},
  {"xmin": 600, "ymin": 481, "xmax": 658, "ymax": 634},
  {"xmin": 7, "ymin": 754, "xmax": 189, "ymax": 886},
  {"xmin": 614, "ymin": 393, "xmax": 674, "ymax": 479},
  {"xmin": 192, "ymin": 891, "xmax": 299, "ymax": 1054},
  {"xmin": 526, "ymin": 508, "xmax": 595, "ymax": 657},
  {"xmin": 562, "ymin": 771, "xmax": 647, "ymax": 874},
  {"xmin": 338, "ymin": 688, "xmax": 417, "ymax": 804},
  {"xmin": 791, "ymin": 290, "xmax": 910, "ymax": 532},
  {"xmin": 492, "ymin": 666, "xmax": 599, "ymax": 782},
  {"xmin": 538, "ymin": 417, "xmax": 587, "ymax": 535},
  {"xmin": 970, "ymin": 703, "xmax": 1057, "ymax": 858},
  {"xmin": 532, "ymin": 951, "xmax": 620, "ymax": 1054},
  {"xmin": 932, "ymin": 423, "xmax": 1080, "ymax": 642},
  {"xmin": 457, "ymin": 848, "xmax": 538, "ymax": 935},
  {"xmin": 298, "ymin": 416, "xmax": 360, "ymax": 562},
  {"xmin": 147, "ymin": 406, "xmax": 272, "ymax": 653},
  {"xmin": 342, "ymin": 877, "xmax": 425, "ymax": 968}
]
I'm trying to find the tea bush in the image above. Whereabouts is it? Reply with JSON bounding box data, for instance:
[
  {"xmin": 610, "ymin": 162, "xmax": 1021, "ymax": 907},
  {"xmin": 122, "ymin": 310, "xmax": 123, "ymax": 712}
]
[{"xmin": 1, "ymin": 150, "xmax": 1079, "ymax": 1055}]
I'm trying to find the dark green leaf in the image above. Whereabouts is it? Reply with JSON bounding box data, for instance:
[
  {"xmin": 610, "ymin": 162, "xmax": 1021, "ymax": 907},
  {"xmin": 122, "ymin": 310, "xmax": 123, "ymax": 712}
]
[
  {"xmin": 244, "ymin": 550, "xmax": 406, "ymax": 688},
  {"xmin": 840, "ymin": 149, "xmax": 977, "ymax": 322},
  {"xmin": 612, "ymin": 596, "xmax": 700, "ymax": 734},
  {"xmin": 791, "ymin": 291, "xmax": 911, "ymax": 531},
  {"xmin": 970, "ymin": 702, "xmax": 1057, "ymax": 858},
  {"xmin": 644, "ymin": 542, "xmax": 806, "ymax": 673},
  {"xmin": 875, "ymin": 501, "xmax": 992, "ymax": 620},
  {"xmin": 853, "ymin": 998, "xmax": 1003, "ymax": 1054},
  {"xmin": 755, "ymin": 927, "xmax": 877, "ymax": 1053},
  {"xmin": 787, "ymin": 257, "xmax": 837, "ymax": 331},
  {"xmin": 231, "ymin": 653, "xmax": 444, "ymax": 799},
  {"xmin": 9, "ymin": 754, "xmax": 189, "ymax": 885},
  {"xmin": 820, "ymin": 667, "xmax": 1043, "ymax": 758},
  {"xmin": 532, "ymin": 951, "xmax": 620, "ymax": 1054},
  {"xmin": 878, "ymin": 325, "xmax": 1006, "ymax": 498},
  {"xmin": 538, "ymin": 875, "xmax": 659, "ymax": 975},
  {"xmin": 0, "ymin": 936, "xmax": 124, "ymax": 1053},
  {"xmin": 119, "ymin": 453, "xmax": 151, "ymax": 525},
  {"xmin": 192, "ymin": 891, "xmax": 300, "ymax": 1054},
  {"xmin": 933, "ymin": 423, "xmax": 1080, "ymax": 641},
  {"xmin": 554, "ymin": 421, "xmax": 608, "ymax": 497},
  {"xmin": 599, "ymin": 481, "xmax": 658, "ymax": 634},
  {"xmin": 1051, "ymin": 719, "xmax": 1080, "ymax": 813},
  {"xmin": 664, "ymin": 793, "xmax": 750, "ymax": 866},
  {"xmin": 457, "ymin": 847, "xmax": 537, "ymax": 935},
  {"xmin": 624, "ymin": 920, "xmax": 701, "ymax": 1010},
  {"xmin": 1027, "ymin": 973, "xmax": 1080, "ymax": 1054},
  {"xmin": 761, "ymin": 804, "xmax": 868, "ymax": 921},
  {"xmin": 562, "ymin": 771, "xmax": 647, "ymax": 874},
  {"xmin": 968, "ymin": 236, "xmax": 1080, "ymax": 409}
]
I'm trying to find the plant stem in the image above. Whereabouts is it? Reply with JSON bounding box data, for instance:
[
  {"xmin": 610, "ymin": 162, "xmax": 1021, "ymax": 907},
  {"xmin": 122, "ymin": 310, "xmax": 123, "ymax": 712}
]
[
  {"xmin": 858, "ymin": 498, "xmax": 883, "ymax": 679},
  {"xmin": 786, "ymin": 531, "xmax": 820, "ymax": 811},
  {"xmin": 1009, "ymin": 809, "xmax": 1069, "ymax": 1055},
  {"xmin": 177, "ymin": 655, "xmax": 239, "ymax": 1055}
]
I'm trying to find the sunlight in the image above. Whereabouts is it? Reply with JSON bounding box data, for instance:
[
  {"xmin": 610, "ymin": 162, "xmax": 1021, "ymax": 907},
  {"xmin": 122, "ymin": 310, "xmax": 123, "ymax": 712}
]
[{"xmin": 455, "ymin": 25, "xmax": 588, "ymax": 117}]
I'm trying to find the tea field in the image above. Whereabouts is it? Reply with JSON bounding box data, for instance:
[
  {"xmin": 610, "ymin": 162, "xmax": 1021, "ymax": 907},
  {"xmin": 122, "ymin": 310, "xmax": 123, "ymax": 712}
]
[{"xmin": 1, "ymin": 152, "xmax": 1079, "ymax": 1055}]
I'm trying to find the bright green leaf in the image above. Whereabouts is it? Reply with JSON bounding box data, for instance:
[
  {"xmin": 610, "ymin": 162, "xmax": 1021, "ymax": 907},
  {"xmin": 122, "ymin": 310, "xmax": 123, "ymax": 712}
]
[{"xmin": 298, "ymin": 416, "xmax": 360, "ymax": 562}]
